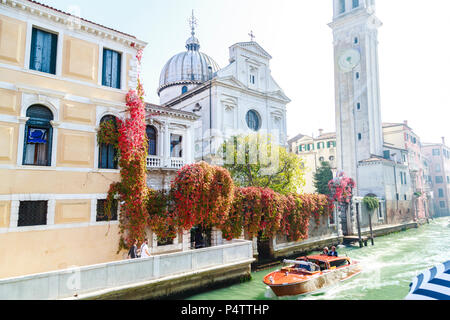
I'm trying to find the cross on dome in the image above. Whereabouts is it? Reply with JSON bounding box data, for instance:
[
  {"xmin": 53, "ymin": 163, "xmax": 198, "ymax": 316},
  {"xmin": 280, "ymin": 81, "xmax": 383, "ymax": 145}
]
[{"xmin": 186, "ymin": 10, "xmax": 200, "ymax": 51}]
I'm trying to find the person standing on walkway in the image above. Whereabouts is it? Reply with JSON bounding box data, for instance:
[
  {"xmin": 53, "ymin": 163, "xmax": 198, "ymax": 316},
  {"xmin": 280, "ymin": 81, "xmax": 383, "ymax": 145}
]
[
  {"xmin": 128, "ymin": 239, "xmax": 138, "ymax": 259},
  {"xmin": 140, "ymin": 239, "xmax": 151, "ymax": 259}
]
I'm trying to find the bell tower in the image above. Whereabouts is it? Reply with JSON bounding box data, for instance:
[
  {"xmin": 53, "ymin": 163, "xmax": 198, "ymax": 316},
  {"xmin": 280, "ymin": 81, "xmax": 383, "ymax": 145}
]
[{"xmin": 329, "ymin": 0, "xmax": 384, "ymax": 193}]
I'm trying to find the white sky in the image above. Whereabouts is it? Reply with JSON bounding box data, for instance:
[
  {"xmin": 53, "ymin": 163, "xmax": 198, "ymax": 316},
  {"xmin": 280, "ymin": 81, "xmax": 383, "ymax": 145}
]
[{"xmin": 42, "ymin": 0, "xmax": 450, "ymax": 144}]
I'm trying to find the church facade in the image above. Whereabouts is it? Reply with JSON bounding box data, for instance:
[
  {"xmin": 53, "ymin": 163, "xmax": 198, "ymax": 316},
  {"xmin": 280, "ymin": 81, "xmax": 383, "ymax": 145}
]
[{"xmin": 156, "ymin": 16, "xmax": 290, "ymax": 164}]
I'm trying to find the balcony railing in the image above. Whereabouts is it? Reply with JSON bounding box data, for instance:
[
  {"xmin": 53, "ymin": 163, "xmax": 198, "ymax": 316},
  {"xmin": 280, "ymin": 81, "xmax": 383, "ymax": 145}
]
[{"xmin": 147, "ymin": 156, "xmax": 186, "ymax": 170}]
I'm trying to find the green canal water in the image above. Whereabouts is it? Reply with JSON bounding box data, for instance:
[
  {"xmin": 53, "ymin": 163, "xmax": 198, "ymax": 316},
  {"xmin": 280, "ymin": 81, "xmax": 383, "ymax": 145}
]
[{"xmin": 187, "ymin": 217, "xmax": 450, "ymax": 300}]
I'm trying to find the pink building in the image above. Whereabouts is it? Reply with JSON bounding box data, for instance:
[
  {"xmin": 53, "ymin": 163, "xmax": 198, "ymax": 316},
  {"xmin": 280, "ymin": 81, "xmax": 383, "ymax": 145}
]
[
  {"xmin": 383, "ymin": 122, "xmax": 431, "ymax": 221},
  {"xmin": 422, "ymin": 138, "xmax": 450, "ymax": 217}
]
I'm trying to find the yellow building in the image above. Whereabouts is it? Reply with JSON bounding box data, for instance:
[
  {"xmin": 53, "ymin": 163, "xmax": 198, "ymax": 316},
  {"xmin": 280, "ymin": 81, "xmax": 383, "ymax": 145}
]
[
  {"xmin": 0, "ymin": 0, "xmax": 147, "ymax": 278},
  {"xmin": 288, "ymin": 131, "xmax": 337, "ymax": 194}
]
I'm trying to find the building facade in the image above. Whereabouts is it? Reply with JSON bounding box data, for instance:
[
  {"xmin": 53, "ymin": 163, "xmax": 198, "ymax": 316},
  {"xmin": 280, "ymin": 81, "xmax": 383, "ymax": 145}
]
[
  {"xmin": 422, "ymin": 139, "xmax": 450, "ymax": 217},
  {"xmin": 288, "ymin": 131, "xmax": 337, "ymax": 193},
  {"xmin": 383, "ymin": 122, "xmax": 431, "ymax": 222},
  {"xmin": 157, "ymin": 16, "xmax": 290, "ymax": 163},
  {"xmin": 0, "ymin": 0, "xmax": 146, "ymax": 278}
]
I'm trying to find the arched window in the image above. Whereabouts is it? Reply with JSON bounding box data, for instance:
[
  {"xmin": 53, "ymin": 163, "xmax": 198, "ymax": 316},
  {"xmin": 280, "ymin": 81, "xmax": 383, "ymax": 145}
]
[
  {"xmin": 98, "ymin": 115, "xmax": 118, "ymax": 169},
  {"xmin": 23, "ymin": 105, "xmax": 54, "ymax": 166},
  {"xmin": 182, "ymin": 86, "xmax": 188, "ymax": 94},
  {"xmin": 246, "ymin": 110, "xmax": 261, "ymax": 132},
  {"xmin": 146, "ymin": 125, "xmax": 157, "ymax": 156}
]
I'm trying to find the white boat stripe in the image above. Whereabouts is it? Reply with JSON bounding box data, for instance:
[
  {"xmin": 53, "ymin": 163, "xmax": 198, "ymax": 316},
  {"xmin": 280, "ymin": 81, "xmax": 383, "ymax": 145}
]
[
  {"xmin": 418, "ymin": 283, "xmax": 450, "ymax": 296},
  {"xmin": 436, "ymin": 273, "xmax": 450, "ymax": 281}
]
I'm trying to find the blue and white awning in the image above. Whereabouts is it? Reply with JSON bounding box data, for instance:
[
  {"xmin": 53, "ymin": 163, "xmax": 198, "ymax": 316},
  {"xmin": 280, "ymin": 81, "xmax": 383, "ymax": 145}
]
[{"xmin": 405, "ymin": 261, "xmax": 450, "ymax": 300}]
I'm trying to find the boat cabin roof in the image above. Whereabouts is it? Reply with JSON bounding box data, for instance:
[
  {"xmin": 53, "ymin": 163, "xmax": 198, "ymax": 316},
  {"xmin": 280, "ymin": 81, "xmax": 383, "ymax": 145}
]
[{"xmin": 299, "ymin": 255, "xmax": 349, "ymax": 263}]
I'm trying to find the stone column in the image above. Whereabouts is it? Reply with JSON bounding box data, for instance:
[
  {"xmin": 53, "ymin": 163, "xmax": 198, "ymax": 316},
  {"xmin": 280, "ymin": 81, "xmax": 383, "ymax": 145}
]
[
  {"xmin": 182, "ymin": 230, "xmax": 191, "ymax": 252},
  {"xmin": 211, "ymin": 227, "xmax": 223, "ymax": 246}
]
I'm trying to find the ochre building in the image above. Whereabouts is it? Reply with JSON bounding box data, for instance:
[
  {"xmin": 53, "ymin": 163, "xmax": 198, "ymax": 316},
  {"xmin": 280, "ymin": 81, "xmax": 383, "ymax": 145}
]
[{"xmin": 0, "ymin": 0, "xmax": 146, "ymax": 278}]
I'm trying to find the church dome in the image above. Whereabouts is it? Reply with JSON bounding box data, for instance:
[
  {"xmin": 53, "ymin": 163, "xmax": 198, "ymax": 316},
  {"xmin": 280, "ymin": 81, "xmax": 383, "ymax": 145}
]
[{"xmin": 158, "ymin": 20, "xmax": 220, "ymax": 96}]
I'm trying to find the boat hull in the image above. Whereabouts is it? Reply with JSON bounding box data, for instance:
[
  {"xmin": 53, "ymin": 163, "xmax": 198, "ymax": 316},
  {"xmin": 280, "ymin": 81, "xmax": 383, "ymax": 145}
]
[{"xmin": 266, "ymin": 263, "xmax": 362, "ymax": 297}]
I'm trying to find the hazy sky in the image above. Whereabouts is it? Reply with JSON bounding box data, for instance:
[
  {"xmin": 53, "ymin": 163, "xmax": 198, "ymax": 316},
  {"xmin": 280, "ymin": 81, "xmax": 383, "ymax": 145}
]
[{"xmin": 42, "ymin": 0, "xmax": 450, "ymax": 144}]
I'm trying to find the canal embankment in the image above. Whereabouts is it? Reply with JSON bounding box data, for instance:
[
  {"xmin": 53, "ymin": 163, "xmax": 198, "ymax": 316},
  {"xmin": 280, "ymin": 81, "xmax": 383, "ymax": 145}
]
[
  {"xmin": 254, "ymin": 221, "xmax": 421, "ymax": 271},
  {"xmin": 0, "ymin": 240, "xmax": 254, "ymax": 300}
]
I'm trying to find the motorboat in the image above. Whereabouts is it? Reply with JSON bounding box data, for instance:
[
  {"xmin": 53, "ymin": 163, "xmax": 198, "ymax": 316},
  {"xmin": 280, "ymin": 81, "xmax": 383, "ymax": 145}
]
[{"xmin": 263, "ymin": 255, "xmax": 362, "ymax": 297}]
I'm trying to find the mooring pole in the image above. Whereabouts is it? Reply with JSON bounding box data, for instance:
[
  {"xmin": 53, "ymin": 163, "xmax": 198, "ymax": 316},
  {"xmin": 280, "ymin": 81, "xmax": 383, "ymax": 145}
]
[
  {"xmin": 369, "ymin": 210, "xmax": 375, "ymax": 246},
  {"xmin": 355, "ymin": 201, "xmax": 363, "ymax": 248}
]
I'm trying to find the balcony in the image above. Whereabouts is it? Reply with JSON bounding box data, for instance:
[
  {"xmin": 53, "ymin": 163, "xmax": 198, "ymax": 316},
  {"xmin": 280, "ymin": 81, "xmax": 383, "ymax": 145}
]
[{"xmin": 147, "ymin": 156, "xmax": 186, "ymax": 170}]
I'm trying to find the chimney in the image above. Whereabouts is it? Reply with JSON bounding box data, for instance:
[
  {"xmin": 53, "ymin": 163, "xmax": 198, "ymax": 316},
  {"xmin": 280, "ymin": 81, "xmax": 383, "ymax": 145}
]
[
  {"xmin": 404, "ymin": 120, "xmax": 408, "ymax": 127},
  {"xmin": 319, "ymin": 129, "xmax": 324, "ymax": 137},
  {"xmin": 442, "ymin": 137, "xmax": 446, "ymax": 145}
]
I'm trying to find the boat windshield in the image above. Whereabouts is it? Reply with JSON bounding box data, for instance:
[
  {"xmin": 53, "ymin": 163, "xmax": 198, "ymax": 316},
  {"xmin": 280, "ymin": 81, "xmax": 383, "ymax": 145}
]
[{"xmin": 308, "ymin": 259, "xmax": 328, "ymax": 271}]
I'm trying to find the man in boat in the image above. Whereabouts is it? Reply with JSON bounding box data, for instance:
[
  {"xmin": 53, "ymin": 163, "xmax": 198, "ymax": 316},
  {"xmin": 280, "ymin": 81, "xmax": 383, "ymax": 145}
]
[
  {"xmin": 321, "ymin": 247, "xmax": 329, "ymax": 256},
  {"xmin": 328, "ymin": 246, "xmax": 338, "ymax": 257}
]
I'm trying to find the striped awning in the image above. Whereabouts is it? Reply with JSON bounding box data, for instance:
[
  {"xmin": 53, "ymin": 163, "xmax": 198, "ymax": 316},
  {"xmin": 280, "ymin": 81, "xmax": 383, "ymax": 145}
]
[{"xmin": 405, "ymin": 261, "xmax": 450, "ymax": 300}]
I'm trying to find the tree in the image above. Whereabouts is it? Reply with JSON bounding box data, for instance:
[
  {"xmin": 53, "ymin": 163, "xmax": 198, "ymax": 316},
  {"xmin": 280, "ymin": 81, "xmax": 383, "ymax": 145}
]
[
  {"xmin": 220, "ymin": 134, "xmax": 305, "ymax": 195},
  {"xmin": 314, "ymin": 162, "xmax": 334, "ymax": 195}
]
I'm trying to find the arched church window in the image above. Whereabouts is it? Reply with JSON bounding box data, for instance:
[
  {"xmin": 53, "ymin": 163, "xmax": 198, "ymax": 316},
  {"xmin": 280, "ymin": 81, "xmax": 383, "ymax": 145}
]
[
  {"xmin": 182, "ymin": 86, "xmax": 188, "ymax": 94},
  {"xmin": 99, "ymin": 115, "xmax": 118, "ymax": 169},
  {"xmin": 146, "ymin": 125, "xmax": 157, "ymax": 156},
  {"xmin": 246, "ymin": 110, "xmax": 261, "ymax": 132},
  {"xmin": 23, "ymin": 105, "xmax": 54, "ymax": 166}
]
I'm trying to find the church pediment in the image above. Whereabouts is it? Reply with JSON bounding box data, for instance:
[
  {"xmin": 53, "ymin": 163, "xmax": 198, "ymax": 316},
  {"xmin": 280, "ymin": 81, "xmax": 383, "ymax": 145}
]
[
  {"xmin": 231, "ymin": 41, "xmax": 272, "ymax": 60},
  {"xmin": 267, "ymin": 90, "xmax": 291, "ymax": 103},
  {"xmin": 215, "ymin": 76, "xmax": 246, "ymax": 90}
]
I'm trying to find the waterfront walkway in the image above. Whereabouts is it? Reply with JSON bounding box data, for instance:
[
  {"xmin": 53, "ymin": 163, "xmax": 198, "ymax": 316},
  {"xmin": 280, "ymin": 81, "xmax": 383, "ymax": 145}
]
[{"xmin": 0, "ymin": 240, "xmax": 254, "ymax": 300}]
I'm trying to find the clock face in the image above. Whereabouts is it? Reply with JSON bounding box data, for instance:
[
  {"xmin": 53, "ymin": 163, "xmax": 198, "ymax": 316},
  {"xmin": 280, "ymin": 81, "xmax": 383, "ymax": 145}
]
[{"xmin": 338, "ymin": 49, "xmax": 361, "ymax": 73}]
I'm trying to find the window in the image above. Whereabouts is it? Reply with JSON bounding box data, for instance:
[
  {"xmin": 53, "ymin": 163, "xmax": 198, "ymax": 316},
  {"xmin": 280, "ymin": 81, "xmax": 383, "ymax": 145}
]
[
  {"xmin": 102, "ymin": 49, "xmax": 121, "ymax": 89},
  {"xmin": 96, "ymin": 199, "xmax": 118, "ymax": 222},
  {"xmin": 329, "ymin": 156, "xmax": 335, "ymax": 161},
  {"xmin": 23, "ymin": 105, "xmax": 54, "ymax": 167},
  {"xmin": 400, "ymin": 172, "xmax": 404, "ymax": 185},
  {"xmin": 358, "ymin": 133, "xmax": 362, "ymax": 141},
  {"xmin": 319, "ymin": 157, "xmax": 325, "ymax": 162},
  {"xmin": 436, "ymin": 164, "xmax": 441, "ymax": 173},
  {"xmin": 440, "ymin": 201, "xmax": 446, "ymax": 209},
  {"xmin": 447, "ymin": 176, "xmax": 450, "ymax": 184},
  {"xmin": 339, "ymin": 0, "xmax": 346, "ymax": 14},
  {"xmin": 436, "ymin": 176, "xmax": 444, "ymax": 184},
  {"xmin": 98, "ymin": 116, "xmax": 118, "ymax": 169},
  {"xmin": 404, "ymin": 195, "xmax": 407, "ymax": 201},
  {"xmin": 352, "ymin": 0, "xmax": 360, "ymax": 9},
  {"xmin": 182, "ymin": 86, "xmax": 188, "ymax": 94},
  {"xmin": 439, "ymin": 189, "xmax": 444, "ymax": 198},
  {"xmin": 170, "ymin": 134, "xmax": 183, "ymax": 158},
  {"xmin": 246, "ymin": 110, "xmax": 261, "ymax": 131},
  {"xmin": 250, "ymin": 74, "xmax": 256, "ymax": 84},
  {"xmin": 433, "ymin": 149, "xmax": 441, "ymax": 156},
  {"xmin": 30, "ymin": 28, "xmax": 57, "ymax": 74},
  {"xmin": 356, "ymin": 72, "xmax": 360, "ymax": 79},
  {"xmin": 18, "ymin": 201, "xmax": 47, "ymax": 227},
  {"xmin": 354, "ymin": 37, "xmax": 359, "ymax": 45},
  {"xmin": 329, "ymin": 259, "xmax": 349, "ymax": 268},
  {"xmin": 146, "ymin": 126, "xmax": 157, "ymax": 156}
]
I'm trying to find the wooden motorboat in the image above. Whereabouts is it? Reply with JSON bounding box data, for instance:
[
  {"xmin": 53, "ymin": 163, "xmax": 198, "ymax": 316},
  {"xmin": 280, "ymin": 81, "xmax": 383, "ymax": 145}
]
[{"xmin": 263, "ymin": 255, "xmax": 362, "ymax": 297}]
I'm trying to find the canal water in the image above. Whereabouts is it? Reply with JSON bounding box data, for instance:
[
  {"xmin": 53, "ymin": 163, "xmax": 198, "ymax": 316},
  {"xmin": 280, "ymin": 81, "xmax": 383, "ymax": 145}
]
[{"xmin": 187, "ymin": 217, "xmax": 450, "ymax": 300}]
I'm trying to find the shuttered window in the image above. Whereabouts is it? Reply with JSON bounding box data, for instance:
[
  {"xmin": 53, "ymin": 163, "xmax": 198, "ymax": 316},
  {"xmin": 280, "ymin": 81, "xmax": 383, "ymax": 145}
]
[
  {"xmin": 102, "ymin": 49, "xmax": 121, "ymax": 89},
  {"xmin": 96, "ymin": 199, "xmax": 118, "ymax": 222},
  {"xmin": 146, "ymin": 126, "xmax": 157, "ymax": 156},
  {"xmin": 98, "ymin": 116, "xmax": 118, "ymax": 169},
  {"xmin": 30, "ymin": 28, "xmax": 57, "ymax": 75}
]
